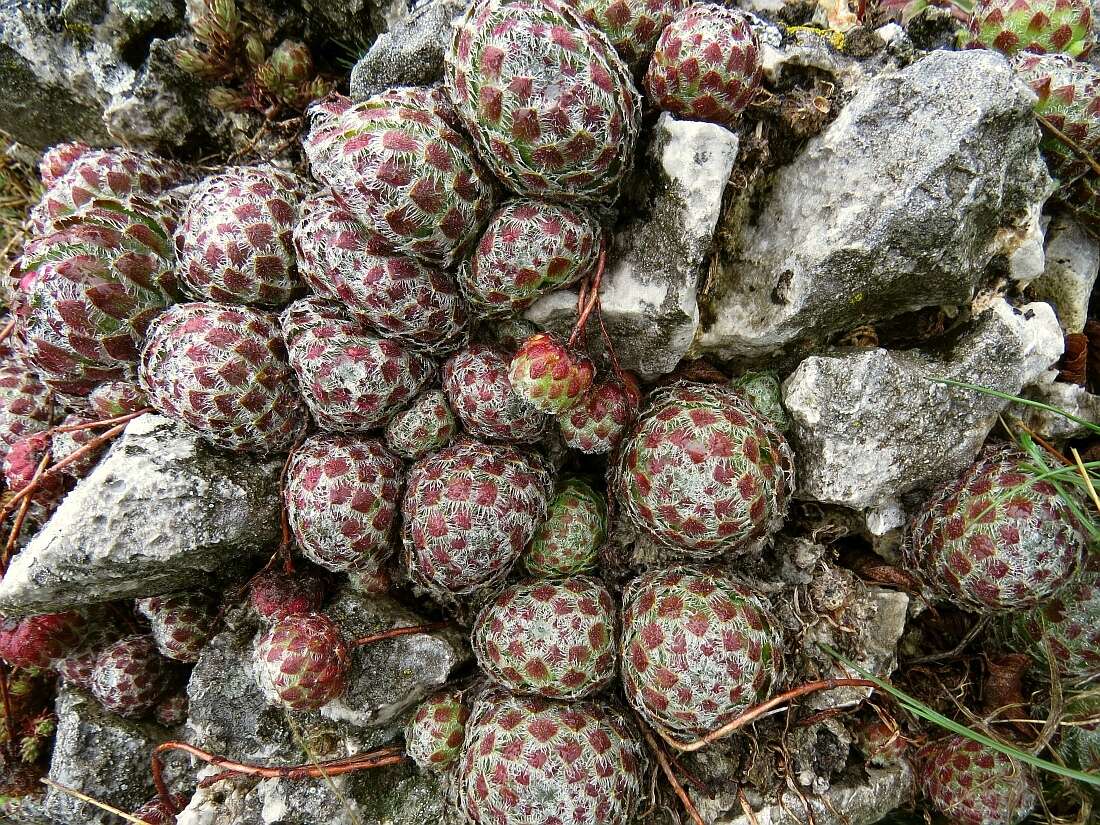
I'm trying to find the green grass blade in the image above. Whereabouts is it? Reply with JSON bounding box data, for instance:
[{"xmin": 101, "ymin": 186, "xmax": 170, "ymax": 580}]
[
  {"xmin": 819, "ymin": 644, "xmax": 1100, "ymax": 788},
  {"xmin": 933, "ymin": 378, "xmax": 1100, "ymax": 435}
]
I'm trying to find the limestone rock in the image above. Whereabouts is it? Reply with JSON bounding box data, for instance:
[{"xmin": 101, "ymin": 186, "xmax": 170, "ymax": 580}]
[
  {"xmin": 0, "ymin": 414, "xmax": 282, "ymax": 616},
  {"xmin": 782, "ymin": 300, "xmax": 1063, "ymax": 514},
  {"xmin": 1030, "ymin": 215, "xmax": 1100, "ymax": 334},
  {"xmin": 1016, "ymin": 380, "xmax": 1100, "ymax": 440},
  {"xmin": 526, "ymin": 113, "xmax": 739, "ymax": 380},
  {"xmin": 699, "ymin": 49, "xmax": 1052, "ymax": 360}
]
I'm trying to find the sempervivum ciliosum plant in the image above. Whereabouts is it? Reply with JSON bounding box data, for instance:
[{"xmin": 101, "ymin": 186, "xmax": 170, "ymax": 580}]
[
  {"xmin": 383, "ymin": 388, "xmax": 458, "ymax": 460},
  {"xmin": 968, "ymin": 0, "xmax": 1094, "ymax": 57},
  {"xmin": 285, "ymin": 434, "xmax": 404, "ymax": 573},
  {"xmin": 558, "ymin": 372, "xmax": 641, "ymax": 454},
  {"xmin": 30, "ymin": 147, "xmax": 188, "ymax": 235},
  {"xmin": 293, "ymin": 191, "xmax": 469, "ymax": 352},
  {"xmin": 281, "ymin": 297, "xmax": 434, "ymax": 432},
  {"xmin": 457, "ymin": 199, "xmax": 602, "ymax": 316},
  {"xmin": 644, "ymin": 4, "xmax": 763, "ymax": 128},
  {"xmin": 620, "ymin": 566, "xmax": 784, "ymax": 745},
  {"xmin": 459, "ymin": 689, "xmax": 647, "ymax": 825},
  {"xmin": 303, "ymin": 92, "xmax": 496, "ymax": 268},
  {"xmin": 1012, "ymin": 566, "xmax": 1100, "ymax": 682},
  {"xmin": 15, "ymin": 199, "xmax": 180, "ymax": 397},
  {"xmin": 443, "ymin": 344, "xmax": 549, "ymax": 443},
  {"xmin": 445, "ymin": 0, "xmax": 642, "ymax": 203},
  {"xmin": 403, "ymin": 437, "xmax": 552, "ymax": 595},
  {"xmin": 132, "ymin": 793, "xmax": 189, "ymax": 824},
  {"xmin": 616, "ymin": 382, "xmax": 794, "ymax": 558},
  {"xmin": 0, "ymin": 612, "xmax": 83, "ymax": 668},
  {"xmin": 139, "ymin": 302, "xmax": 307, "ymax": 453},
  {"xmin": 508, "ymin": 332, "xmax": 595, "ymax": 414},
  {"xmin": 248, "ymin": 567, "xmax": 326, "ymax": 621},
  {"xmin": 175, "ymin": 165, "xmax": 306, "ymax": 307},
  {"xmin": 902, "ymin": 446, "xmax": 1086, "ymax": 612},
  {"xmin": 0, "ymin": 365, "xmax": 52, "ymax": 463},
  {"xmin": 136, "ymin": 592, "xmax": 217, "ymax": 663},
  {"xmin": 404, "ymin": 688, "xmax": 469, "ymax": 771},
  {"xmin": 1012, "ymin": 53, "xmax": 1100, "ymax": 181},
  {"xmin": 472, "ymin": 577, "xmax": 617, "ymax": 698},
  {"xmin": 571, "ymin": 0, "xmax": 691, "ymax": 69},
  {"xmin": 39, "ymin": 142, "xmax": 91, "ymax": 187},
  {"xmin": 86, "ymin": 380, "xmax": 147, "ymax": 418},
  {"xmin": 525, "ymin": 477, "xmax": 607, "ymax": 577},
  {"xmin": 253, "ymin": 612, "xmax": 350, "ymax": 710},
  {"xmin": 916, "ymin": 736, "xmax": 1038, "ymax": 825},
  {"xmin": 731, "ymin": 370, "xmax": 789, "ymax": 430},
  {"xmin": 90, "ymin": 634, "xmax": 170, "ymax": 718}
]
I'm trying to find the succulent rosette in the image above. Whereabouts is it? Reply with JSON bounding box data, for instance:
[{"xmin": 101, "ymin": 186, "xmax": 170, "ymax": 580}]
[
  {"xmin": 443, "ymin": 344, "xmax": 550, "ymax": 443},
  {"xmin": 136, "ymin": 592, "xmax": 217, "ymax": 663},
  {"xmin": 508, "ymin": 332, "xmax": 595, "ymax": 414},
  {"xmin": 558, "ymin": 373, "xmax": 641, "ymax": 454},
  {"xmin": 571, "ymin": 0, "xmax": 690, "ymax": 68},
  {"xmin": 253, "ymin": 612, "xmax": 351, "ymax": 711},
  {"xmin": 404, "ymin": 689, "xmax": 469, "ymax": 771},
  {"xmin": 1012, "ymin": 565, "xmax": 1100, "ymax": 682},
  {"xmin": 90, "ymin": 635, "xmax": 170, "ymax": 718},
  {"xmin": 525, "ymin": 477, "xmax": 607, "ymax": 577},
  {"xmin": 968, "ymin": 0, "xmax": 1094, "ymax": 57},
  {"xmin": 383, "ymin": 388, "xmax": 458, "ymax": 460},
  {"xmin": 916, "ymin": 735, "xmax": 1038, "ymax": 825}
]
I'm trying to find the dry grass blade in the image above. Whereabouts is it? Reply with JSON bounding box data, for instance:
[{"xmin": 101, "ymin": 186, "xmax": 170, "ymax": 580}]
[
  {"xmin": 39, "ymin": 777, "xmax": 150, "ymax": 824},
  {"xmin": 1070, "ymin": 447, "xmax": 1100, "ymax": 515}
]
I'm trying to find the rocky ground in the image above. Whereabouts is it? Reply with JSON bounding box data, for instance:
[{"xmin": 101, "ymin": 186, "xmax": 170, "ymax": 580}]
[{"xmin": 0, "ymin": 0, "xmax": 1096, "ymax": 824}]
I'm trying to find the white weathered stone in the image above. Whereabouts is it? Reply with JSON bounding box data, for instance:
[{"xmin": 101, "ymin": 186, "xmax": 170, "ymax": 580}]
[
  {"xmin": 526, "ymin": 113, "xmax": 738, "ymax": 379},
  {"xmin": 699, "ymin": 50, "xmax": 1052, "ymax": 360},
  {"xmin": 1030, "ymin": 214, "xmax": 1100, "ymax": 333},
  {"xmin": 782, "ymin": 299, "xmax": 1063, "ymax": 513},
  {"xmin": 1016, "ymin": 379, "xmax": 1100, "ymax": 440}
]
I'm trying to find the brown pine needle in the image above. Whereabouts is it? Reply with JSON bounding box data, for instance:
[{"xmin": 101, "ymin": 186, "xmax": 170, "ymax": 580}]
[{"xmin": 40, "ymin": 777, "xmax": 150, "ymax": 824}]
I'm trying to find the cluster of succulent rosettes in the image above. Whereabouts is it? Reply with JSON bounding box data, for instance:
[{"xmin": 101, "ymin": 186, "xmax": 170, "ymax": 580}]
[
  {"xmin": 903, "ymin": 446, "xmax": 1086, "ymax": 612},
  {"xmin": 1012, "ymin": 53, "xmax": 1100, "ymax": 182},
  {"xmin": 90, "ymin": 635, "xmax": 171, "ymax": 718},
  {"xmin": 459, "ymin": 689, "xmax": 647, "ymax": 825},
  {"xmin": 0, "ymin": 612, "xmax": 83, "ymax": 668},
  {"xmin": 404, "ymin": 688, "xmax": 469, "ymax": 771},
  {"xmin": 446, "ymin": 0, "xmax": 641, "ymax": 204},
  {"xmin": 0, "ymin": 366, "xmax": 52, "ymax": 463},
  {"xmin": 248, "ymin": 567, "xmax": 326, "ymax": 621},
  {"xmin": 281, "ymin": 297, "xmax": 433, "ymax": 433},
  {"xmin": 139, "ymin": 302, "xmax": 307, "ymax": 453},
  {"xmin": 508, "ymin": 333, "xmax": 595, "ymax": 414},
  {"xmin": 383, "ymin": 389, "xmax": 458, "ymax": 461},
  {"xmin": 620, "ymin": 566, "xmax": 785, "ymax": 745},
  {"xmin": 1011, "ymin": 565, "xmax": 1100, "ymax": 682},
  {"xmin": 571, "ymin": 0, "xmax": 690, "ymax": 69},
  {"xmin": 285, "ymin": 434, "xmax": 403, "ymax": 573},
  {"xmin": 558, "ymin": 372, "xmax": 640, "ymax": 454},
  {"xmin": 15, "ymin": 194, "xmax": 180, "ymax": 396},
  {"xmin": 731, "ymin": 371, "xmax": 789, "ymax": 430},
  {"xmin": 457, "ymin": 199, "xmax": 602, "ymax": 316},
  {"xmin": 403, "ymin": 437, "xmax": 552, "ymax": 596},
  {"xmin": 136, "ymin": 592, "xmax": 217, "ymax": 663},
  {"xmin": 644, "ymin": 4, "xmax": 763, "ymax": 129},
  {"xmin": 916, "ymin": 735, "xmax": 1038, "ymax": 825},
  {"xmin": 616, "ymin": 382, "xmax": 795, "ymax": 558},
  {"xmin": 293, "ymin": 192, "xmax": 469, "ymax": 353},
  {"xmin": 968, "ymin": 0, "xmax": 1094, "ymax": 57},
  {"xmin": 304, "ymin": 92, "xmax": 496, "ymax": 269},
  {"xmin": 253, "ymin": 612, "xmax": 350, "ymax": 710},
  {"xmin": 175, "ymin": 165, "xmax": 305, "ymax": 307},
  {"xmin": 525, "ymin": 477, "xmax": 606, "ymax": 577},
  {"xmin": 443, "ymin": 344, "xmax": 549, "ymax": 443},
  {"xmin": 30, "ymin": 147, "xmax": 188, "ymax": 236},
  {"xmin": 473, "ymin": 577, "xmax": 617, "ymax": 698}
]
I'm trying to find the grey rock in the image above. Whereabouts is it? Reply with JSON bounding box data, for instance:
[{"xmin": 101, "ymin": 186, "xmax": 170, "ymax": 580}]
[
  {"xmin": 0, "ymin": 414, "xmax": 282, "ymax": 616},
  {"xmin": 321, "ymin": 590, "xmax": 470, "ymax": 729},
  {"xmin": 717, "ymin": 763, "xmax": 914, "ymax": 825},
  {"xmin": 1016, "ymin": 379, "xmax": 1100, "ymax": 440},
  {"xmin": 177, "ymin": 760, "xmax": 446, "ymax": 825},
  {"xmin": 43, "ymin": 687, "xmax": 170, "ymax": 824},
  {"xmin": 698, "ymin": 49, "xmax": 1052, "ymax": 360},
  {"xmin": 0, "ymin": 794, "xmax": 57, "ymax": 825},
  {"xmin": 526, "ymin": 113, "xmax": 739, "ymax": 380},
  {"xmin": 0, "ymin": 1, "xmax": 220, "ymax": 151},
  {"xmin": 1030, "ymin": 214, "xmax": 1100, "ymax": 334},
  {"xmin": 350, "ymin": 0, "xmax": 465, "ymax": 98},
  {"xmin": 782, "ymin": 299, "xmax": 1063, "ymax": 514}
]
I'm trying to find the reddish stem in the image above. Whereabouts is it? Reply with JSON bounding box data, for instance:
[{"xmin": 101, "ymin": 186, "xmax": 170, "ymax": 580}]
[
  {"xmin": 51, "ymin": 408, "xmax": 150, "ymax": 434},
  {"xmin": 152, "ymin": 742, "xmax": 407, "ymax": 810},
  {"xmin": 350, "ymin": 622, "xmax": 448, "ymax": 648},
  {"xmin": 664, "ymin": 678, "xmax": 879, "ymax": 753},
  {"xmin": 2, "ymin": 451, "xmax": 51, "ymax": 574},
  {"xmin": 567, "ymin": 245, "xmax": 606, "ymax": 349},
  {"xmin": 0, "ymin": 662, "xmax": 17, "ymax": 762},
  {"xmin": 636, "ymin": 716, "xmax": 705, "ymax": 825},
  {"xmin": 0, "ymin": 320, "xmax": 14, "ymax": 346}
]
